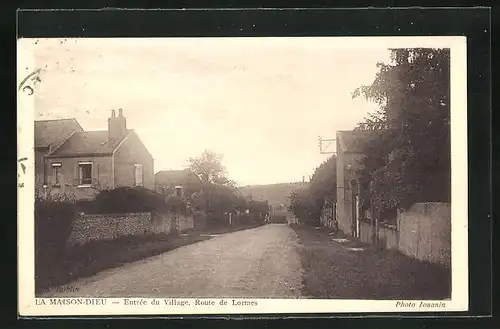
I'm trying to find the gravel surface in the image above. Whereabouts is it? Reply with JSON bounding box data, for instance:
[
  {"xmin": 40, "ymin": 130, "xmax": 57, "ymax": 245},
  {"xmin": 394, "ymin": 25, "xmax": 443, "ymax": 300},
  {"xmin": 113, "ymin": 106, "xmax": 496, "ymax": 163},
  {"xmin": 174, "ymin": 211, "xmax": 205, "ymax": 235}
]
[{"xmin": 42, "ymin": 224, "xmax": 304, "ymax": 298}]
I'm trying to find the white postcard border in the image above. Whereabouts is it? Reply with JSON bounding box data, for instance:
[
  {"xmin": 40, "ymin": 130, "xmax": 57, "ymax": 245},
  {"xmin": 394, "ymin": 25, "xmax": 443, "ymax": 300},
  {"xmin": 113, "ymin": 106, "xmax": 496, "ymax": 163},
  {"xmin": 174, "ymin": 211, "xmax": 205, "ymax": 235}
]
[{"xmin": 17, "ymin": 36, "xmax": 468, "ymax": 316}]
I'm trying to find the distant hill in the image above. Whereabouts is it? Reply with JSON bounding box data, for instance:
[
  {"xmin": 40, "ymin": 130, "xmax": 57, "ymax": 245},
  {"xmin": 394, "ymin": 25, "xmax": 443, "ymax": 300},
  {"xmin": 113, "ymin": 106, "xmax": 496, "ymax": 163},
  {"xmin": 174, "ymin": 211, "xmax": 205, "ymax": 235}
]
[{"xmin": 237, "ymin": 182, "xmax": 309, "ymax": 208}]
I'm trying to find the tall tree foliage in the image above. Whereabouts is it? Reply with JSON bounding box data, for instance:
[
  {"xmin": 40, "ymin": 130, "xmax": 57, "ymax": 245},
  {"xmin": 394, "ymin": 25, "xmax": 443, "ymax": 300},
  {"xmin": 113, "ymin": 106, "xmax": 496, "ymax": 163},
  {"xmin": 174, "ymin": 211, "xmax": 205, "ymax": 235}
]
[
  {"xmin": 309, "ymin": 155, "xmax": 337, "ymax": 207},
  {"xmin": 186, "ymin": 150, "xmax": 253, "ymax": 219},
  {"xmin": 288, "ymin": 187, "xmax": 319, "ymax": 226},
  {"xmin": 288, "ymin": 155, "xmax": 337, "ymax": 225},
  {"xmin": 186, "ymin": 150, "xmax": 235, "ymax": 188},
  {"xmin": 353, "ymin": 48, "xmax": 451, "ymax": 212}
]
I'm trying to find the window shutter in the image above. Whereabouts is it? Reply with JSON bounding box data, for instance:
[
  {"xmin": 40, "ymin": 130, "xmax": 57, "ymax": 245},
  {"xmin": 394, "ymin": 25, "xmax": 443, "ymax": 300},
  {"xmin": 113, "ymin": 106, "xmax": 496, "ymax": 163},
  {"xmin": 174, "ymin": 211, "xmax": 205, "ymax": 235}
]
[
  {"xmin": 133, "ymin": 164, "xmax": 143, "ymax": 187},
  {"xmin": 77, "ymin": 164, "xmax": 81, "ymax": 185}
]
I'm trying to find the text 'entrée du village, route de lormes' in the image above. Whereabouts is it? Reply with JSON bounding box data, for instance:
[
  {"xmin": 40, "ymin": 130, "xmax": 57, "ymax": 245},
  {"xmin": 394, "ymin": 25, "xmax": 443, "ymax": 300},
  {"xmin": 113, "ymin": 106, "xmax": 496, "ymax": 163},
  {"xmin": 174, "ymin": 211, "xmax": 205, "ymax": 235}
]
[{"xmin": 37, "ymin": 298, "xmax": 259, "ymax": 307}]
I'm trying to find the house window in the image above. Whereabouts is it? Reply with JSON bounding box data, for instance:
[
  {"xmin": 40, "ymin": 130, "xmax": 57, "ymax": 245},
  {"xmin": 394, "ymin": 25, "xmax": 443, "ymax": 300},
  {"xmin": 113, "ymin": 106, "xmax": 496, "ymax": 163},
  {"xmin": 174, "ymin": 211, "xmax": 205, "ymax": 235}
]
[
  {"xmin": 51, "ymin": 163, "xmax": 61, "ymax": 187},
  {"xmin": 78, "ymin": 162, "xmax": 93, "ymax": 186},
  {"xmin": 134, "ymin": 164, "xmax": 143, "ymax": 187}
]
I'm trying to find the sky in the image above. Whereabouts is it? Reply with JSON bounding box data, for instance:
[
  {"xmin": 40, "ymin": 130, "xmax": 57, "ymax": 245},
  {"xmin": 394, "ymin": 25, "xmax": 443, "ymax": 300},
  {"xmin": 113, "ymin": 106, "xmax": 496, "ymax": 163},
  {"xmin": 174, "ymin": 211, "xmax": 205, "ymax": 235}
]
[{"xmin": 30, "ymin": 37, "xmax": 391, "ymax": 186}]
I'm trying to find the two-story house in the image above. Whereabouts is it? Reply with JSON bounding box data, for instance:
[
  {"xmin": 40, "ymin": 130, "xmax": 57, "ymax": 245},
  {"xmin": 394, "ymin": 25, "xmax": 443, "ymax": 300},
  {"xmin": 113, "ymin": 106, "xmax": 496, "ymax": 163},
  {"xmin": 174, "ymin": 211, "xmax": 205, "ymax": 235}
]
[{"xmin": 35, "ymin": 109, "xmax": 154, "ymax": 200}]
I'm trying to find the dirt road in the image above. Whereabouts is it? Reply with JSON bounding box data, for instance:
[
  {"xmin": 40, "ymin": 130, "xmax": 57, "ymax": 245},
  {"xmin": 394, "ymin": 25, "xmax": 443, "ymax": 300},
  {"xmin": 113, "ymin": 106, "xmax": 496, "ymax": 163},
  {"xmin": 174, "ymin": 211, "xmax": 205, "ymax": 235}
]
[{"xmin": 44, "ymin": 224, "xmax": 304, "ymax": 298}]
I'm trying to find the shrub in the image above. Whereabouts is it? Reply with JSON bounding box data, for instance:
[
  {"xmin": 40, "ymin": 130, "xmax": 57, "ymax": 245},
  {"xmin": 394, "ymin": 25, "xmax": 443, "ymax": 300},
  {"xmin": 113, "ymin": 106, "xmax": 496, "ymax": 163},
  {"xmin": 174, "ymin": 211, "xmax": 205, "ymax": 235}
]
[
  {"xmin": 288, "ymin": 188, "xmax": 321, "ymax": 226},
  {"xmin": 83, "ymin": 187, "xmax": 168, "ymax": 214},
  {"xmin": 35, "ymin": 197, "xmax": 76, "ymax": 289}
]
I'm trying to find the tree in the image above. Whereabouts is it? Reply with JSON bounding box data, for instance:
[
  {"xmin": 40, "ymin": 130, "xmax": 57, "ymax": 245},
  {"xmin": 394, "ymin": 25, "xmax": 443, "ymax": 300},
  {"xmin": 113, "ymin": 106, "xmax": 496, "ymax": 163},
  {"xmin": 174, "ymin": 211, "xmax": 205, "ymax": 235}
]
[
  {"xmin": 286, "ymin": 154, "xmax": 337, "ymax": 226},
  {"xmin": 180, "ymin": 170, "xmax": 204, "ymax": 199},
  {"xmin": 186, "ymin": 150, "xmax": 238, "ymax": 218},
  {"xmin": 352, "ymin": 48, "xmax": 451, "ymax": 212},
  {"xmin": 288, "ymin": 188, "xmax": 320, "ymax": 226},
  {"xmin": 186, "ymin": 150, "xmax": 235, "ymax": 187},
  {"xmin": 234, "ymin": 194, "xmax": 249, "ymax": 213},
  {"xmin": 309, "ymin": 155, "xmax": 337, "ymax": 208}
]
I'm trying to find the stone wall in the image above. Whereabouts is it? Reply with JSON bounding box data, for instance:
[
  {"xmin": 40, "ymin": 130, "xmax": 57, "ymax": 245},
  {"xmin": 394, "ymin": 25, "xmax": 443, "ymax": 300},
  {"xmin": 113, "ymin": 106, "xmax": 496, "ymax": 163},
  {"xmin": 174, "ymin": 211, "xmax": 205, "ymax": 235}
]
[
  {"xmin": 150, "ymin": 212, "xmax": 172, "ymax": 234},
  {"xmin": 68, "ymin": 211, "xmax": 196, "ymax": 247},
  {"xmin": 68, "ymin": 212, "xmax": 153, "ymax": 247}
]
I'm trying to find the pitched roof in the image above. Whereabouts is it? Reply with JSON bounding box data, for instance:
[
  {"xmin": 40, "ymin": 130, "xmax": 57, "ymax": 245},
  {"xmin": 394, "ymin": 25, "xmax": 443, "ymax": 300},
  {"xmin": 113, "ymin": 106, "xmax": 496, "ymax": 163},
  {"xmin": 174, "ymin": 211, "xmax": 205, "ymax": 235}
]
[
  {"xmin": 155, "ymin": 169, "xmax": 200, "ymax": 186},
  {"xmin": 337, "ymin": 130, "xmax": 380, "ymax": 154},
  {"xmin": 48, "ymin": 130, "xmax": 132, "ymax": 157},
  {"xmin": 35, "ymin": 118, "xmax": 83, "ymax": 149}
]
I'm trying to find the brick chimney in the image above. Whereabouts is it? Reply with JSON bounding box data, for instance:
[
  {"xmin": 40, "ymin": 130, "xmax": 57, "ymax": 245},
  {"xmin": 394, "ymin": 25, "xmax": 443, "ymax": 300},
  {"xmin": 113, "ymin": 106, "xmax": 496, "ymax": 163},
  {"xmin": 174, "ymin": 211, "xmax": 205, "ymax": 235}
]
[{"xmin": 108, "ymin": 108, "xmax": 127, "ymax": 145}]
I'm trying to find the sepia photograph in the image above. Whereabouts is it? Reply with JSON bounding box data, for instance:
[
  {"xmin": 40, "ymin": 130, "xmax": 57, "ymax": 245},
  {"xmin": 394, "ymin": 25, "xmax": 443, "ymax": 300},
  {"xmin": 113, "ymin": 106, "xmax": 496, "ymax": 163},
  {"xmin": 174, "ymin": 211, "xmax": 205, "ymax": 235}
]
[{"xmin": 17, "ymin": 36, "xmax": 468, "ymax": 315}]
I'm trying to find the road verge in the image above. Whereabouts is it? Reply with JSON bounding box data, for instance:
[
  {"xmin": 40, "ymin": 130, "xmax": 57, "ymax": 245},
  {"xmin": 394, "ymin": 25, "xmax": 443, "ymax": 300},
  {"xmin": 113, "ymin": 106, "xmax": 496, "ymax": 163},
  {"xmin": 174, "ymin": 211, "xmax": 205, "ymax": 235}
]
[{"xmin": 291, "ymin": 224, "xmax": 451, "ymax": 299}]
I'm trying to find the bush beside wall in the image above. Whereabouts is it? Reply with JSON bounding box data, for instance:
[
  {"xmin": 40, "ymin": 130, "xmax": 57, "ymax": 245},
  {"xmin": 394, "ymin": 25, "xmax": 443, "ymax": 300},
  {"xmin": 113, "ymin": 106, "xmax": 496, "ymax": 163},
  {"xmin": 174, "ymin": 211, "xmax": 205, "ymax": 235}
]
[
  {"xmin": 35, "ymin": 198, "xmax": 76, "ymax": 290},
  {"xmin": 78, "ymin": 187, "xmax": 168, "ymax": 214}
]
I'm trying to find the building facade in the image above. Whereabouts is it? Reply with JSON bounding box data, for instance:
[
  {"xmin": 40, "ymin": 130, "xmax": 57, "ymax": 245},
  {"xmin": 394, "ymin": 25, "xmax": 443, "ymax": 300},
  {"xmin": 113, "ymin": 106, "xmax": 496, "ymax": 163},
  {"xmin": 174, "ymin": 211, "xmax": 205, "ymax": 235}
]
[
  {"xmin": 155, "ymin": 169, "xmax": 202, "ymax": 198},
  {"xmin": 35, "ymin": 109, "xmax": 154, "ymax": 200},
  {"xmin": 336, "ymin": 130, "xmax": 377, "ymax": 237}
]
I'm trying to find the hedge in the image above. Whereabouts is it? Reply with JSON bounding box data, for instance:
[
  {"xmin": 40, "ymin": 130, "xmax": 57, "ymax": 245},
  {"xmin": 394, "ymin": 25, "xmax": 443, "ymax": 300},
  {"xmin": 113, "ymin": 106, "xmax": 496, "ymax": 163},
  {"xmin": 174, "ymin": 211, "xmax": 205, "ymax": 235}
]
[
  {"xmin": 35, "ymin": 197, "xmax": 75, "ymax": 290},
  {"xmin": 77, "ymin": 187, "xmax": 168, "ymax": 214}
]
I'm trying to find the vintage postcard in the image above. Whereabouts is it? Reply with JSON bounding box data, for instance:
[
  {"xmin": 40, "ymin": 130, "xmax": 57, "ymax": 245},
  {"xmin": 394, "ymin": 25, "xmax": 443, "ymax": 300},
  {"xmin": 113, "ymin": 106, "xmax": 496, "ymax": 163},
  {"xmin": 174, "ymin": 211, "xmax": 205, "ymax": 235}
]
[{"xmin": 18, "ymin": 36, "xmax": 468, "ymax": 316}]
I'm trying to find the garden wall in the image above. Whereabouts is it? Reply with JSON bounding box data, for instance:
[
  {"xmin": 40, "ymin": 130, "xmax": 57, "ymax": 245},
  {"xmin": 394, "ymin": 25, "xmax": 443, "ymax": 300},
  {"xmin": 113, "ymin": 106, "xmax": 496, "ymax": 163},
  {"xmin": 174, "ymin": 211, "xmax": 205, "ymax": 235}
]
[
  {"xmin": 355, "ymin": 203, "xmax": 451, "ymax": 267},
  {"xmin": 68, "ymin": 211, "xmax": 195, "ymax": 247},
  {"xmin": 398, "ymin": 202, "xmax": 451, "ymax": 267},
  {"xmin": 378, "ymin": 223, "xmax": 399, "ymax": 250},
  {"xmin": 359, "ymin": 219, "xmax": 372, "ymax": 244},
  {"xmin": 68, "ymin": 212, "xmax": 152, "ymax": 247}
]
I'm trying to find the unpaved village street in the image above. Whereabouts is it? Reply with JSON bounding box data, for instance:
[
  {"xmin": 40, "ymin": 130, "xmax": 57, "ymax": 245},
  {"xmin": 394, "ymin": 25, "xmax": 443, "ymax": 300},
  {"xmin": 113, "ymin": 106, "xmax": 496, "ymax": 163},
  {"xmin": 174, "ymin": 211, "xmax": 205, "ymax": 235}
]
[{"xmin": 44, "ymin": 224, "xmax": 304, "ymax": 298}]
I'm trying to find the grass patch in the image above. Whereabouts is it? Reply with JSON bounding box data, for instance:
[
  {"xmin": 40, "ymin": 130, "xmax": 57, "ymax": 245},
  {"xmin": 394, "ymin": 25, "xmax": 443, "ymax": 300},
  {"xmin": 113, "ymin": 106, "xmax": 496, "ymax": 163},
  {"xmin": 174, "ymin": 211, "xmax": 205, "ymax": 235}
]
[
  {"xmin": 292, "ymin": 224, "xmax": 451, "ymax": 300},
  {"xmin": 36, "ymin": 232, "xmax": 210, "ymax": 295}
]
